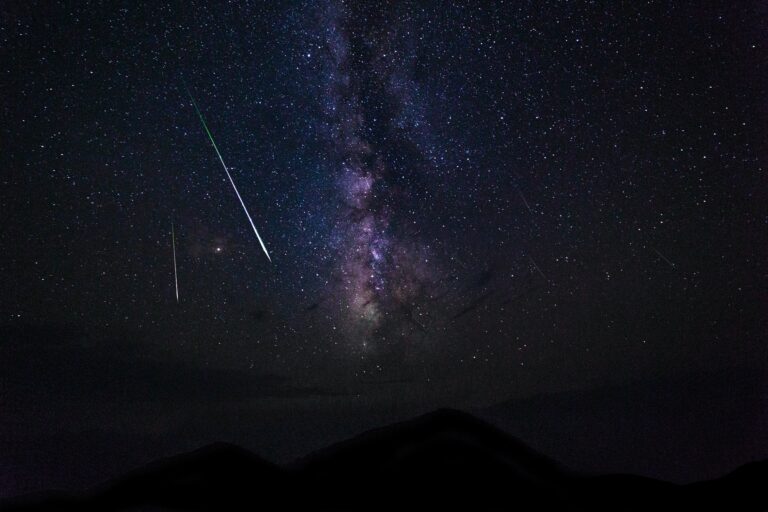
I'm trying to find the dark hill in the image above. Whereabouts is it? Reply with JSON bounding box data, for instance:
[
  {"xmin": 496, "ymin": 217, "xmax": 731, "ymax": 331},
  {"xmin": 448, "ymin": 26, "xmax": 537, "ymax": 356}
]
[
  {"xmin": 4, "ymin": 409, "xmax": 767, "ymax": 511},
  {"xmin": 480, "ymin": 368, "xmax": 768, "ymax": 482}
]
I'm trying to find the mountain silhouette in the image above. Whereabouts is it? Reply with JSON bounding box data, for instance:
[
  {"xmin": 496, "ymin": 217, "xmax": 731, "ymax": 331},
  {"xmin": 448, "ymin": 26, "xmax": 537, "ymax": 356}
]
[
  {"xmin": 4, "ymin": 409, "xmax": 766, "ymax": 511},
  {"xmin": 480, "ymin": 368, "xmax": 768, "ymax": 483}
]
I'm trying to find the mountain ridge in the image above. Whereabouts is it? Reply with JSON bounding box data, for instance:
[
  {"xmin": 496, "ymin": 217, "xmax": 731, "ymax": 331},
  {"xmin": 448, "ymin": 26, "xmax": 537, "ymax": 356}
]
[{"xmin": 4, "ymin": 408, "xmax": 766, "ymax": 511}]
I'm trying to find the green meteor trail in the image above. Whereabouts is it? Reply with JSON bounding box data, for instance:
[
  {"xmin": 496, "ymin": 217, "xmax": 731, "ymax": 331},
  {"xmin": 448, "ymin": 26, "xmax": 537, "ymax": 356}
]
[{"xmin": 185, "ymin": 86, "xmax": 272, "ymax": 263}]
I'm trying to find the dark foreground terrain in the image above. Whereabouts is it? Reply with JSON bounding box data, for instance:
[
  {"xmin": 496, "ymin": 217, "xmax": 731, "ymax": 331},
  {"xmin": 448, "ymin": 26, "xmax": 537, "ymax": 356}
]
[{"xmin": 4, "ymin": 409, "xmax": 767, "ymax": 511}]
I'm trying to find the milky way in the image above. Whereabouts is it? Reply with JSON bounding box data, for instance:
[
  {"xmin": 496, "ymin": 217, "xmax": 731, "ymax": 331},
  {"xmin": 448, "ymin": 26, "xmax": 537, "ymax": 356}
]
[
  {"xmin": 313, "ymin": 1, "xmax": 439, "ymax": 352},
  {"xmin": 5, "ymin": 0, "xmax": 765, "ymax": 385},
  {"xmin": 3, "ymin": 0, "xmax": 768, "ymax": 496}
]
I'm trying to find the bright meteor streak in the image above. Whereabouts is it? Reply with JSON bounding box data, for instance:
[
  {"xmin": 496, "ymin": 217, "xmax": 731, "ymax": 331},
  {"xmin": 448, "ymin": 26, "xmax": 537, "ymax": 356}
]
[{"xmin": 184, "ymin": 86, "xmax": 272, "ymax": 262}]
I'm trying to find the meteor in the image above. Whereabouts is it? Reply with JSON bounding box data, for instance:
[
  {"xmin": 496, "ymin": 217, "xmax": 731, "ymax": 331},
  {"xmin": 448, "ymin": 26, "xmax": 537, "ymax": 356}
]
[
  {"xmin": 653, "ymin": 248, "xmax": 676, "ymax": 269},
  {"xmin": 529, "ymin": 256, "xmax": 547, "ymax": 281},
  {"xmin": 171, "ymin": 222, "xmax": 179, "ymax": 303},
  {"xmin": 518, "ymin": 189, "xmax": 534, "ymax": 214},
  {"xmin": 184, "ymin": 86, "xmax": 272, "ymax": 262}
]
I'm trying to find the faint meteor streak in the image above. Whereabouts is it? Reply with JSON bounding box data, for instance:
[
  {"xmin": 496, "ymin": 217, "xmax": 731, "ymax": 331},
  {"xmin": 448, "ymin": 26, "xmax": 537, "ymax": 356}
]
[
  {"xmin": 529, "ymin": 256, "xmax": 548, "ymax": 281},
  {"xmin": 171, "ymin": 222, "xmax": 179, "ymax": 303},
  {"xmin": 653, "ymin": 248, "xmax": 676, "ymax": 269},
  {"xmin": 184, "ymin": 86, "xmax": 272, "ymax": 262},
  {"xmin": 518, "ymin": 189, "xmax": 534, "ymax": 214}
]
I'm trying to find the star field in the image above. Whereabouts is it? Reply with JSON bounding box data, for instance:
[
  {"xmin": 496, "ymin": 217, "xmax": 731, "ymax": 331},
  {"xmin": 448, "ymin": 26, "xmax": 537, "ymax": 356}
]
[{"xmin": 1, "ymin": 1, "xmax": 767, "ymax": 490}]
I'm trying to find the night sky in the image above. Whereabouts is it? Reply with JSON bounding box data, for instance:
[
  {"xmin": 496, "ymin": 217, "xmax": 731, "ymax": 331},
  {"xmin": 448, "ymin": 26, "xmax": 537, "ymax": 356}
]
[{"xmin": 2, "ymin": 0, "xmax": 767, "ymax": 496}]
